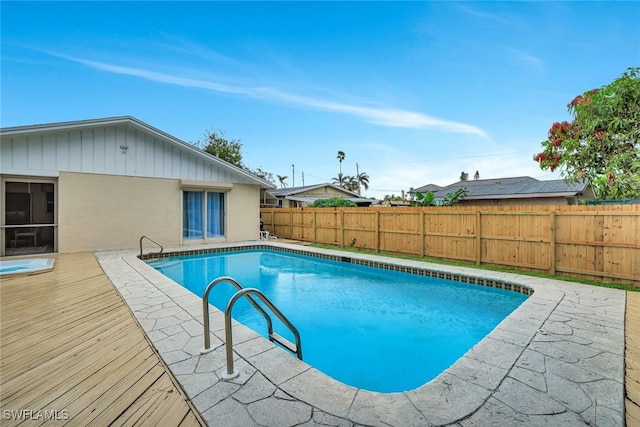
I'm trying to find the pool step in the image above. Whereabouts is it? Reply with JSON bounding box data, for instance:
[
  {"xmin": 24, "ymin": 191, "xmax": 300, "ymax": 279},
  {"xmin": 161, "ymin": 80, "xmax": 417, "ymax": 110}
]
[{"xmin": 269, "ymin": 332, "xmax": 298, "ymax": 354}]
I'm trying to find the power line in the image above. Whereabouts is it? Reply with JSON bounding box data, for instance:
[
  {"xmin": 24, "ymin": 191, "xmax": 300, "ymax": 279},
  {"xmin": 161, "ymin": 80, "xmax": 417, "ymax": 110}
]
[{"xmin": 399, "ymin": 151, "xmax": 518, "ymax": 164}]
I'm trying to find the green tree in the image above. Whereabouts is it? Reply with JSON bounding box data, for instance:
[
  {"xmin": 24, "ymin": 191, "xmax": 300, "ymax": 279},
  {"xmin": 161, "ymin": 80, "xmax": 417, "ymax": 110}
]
[
  {"xmin": 344, "ymin": 175, "xmax": 359, "ymax": 192},
  {"xmin": 332, "ymin": 173, "xmax": 347, "ymax": 188},
  {"xmin": 534, "ymin": 67, "xmax": 640, "ymax": 199},
  {"xmin": 247, "ymin": 167, "xmax": 274, "ymax": 184},
  {"xmin": 277, "ymin": 175, "xmax": 288, "ymax": 188},
  {"xmin": 194, "ymin": 129, "xmax": 275, "ymax": 184},
  {"xmin": 442, "ymin": 188, "xmax": 468, "ymax": 206},
  {"xmin": 309, "ymin": 197, "xmax": 357, "ymax": 208},
  {"xmin": 332, "ymin": 173, "xmax": 360, "ymax": 193},
  {"xmin": 336, "ymin": 151, "xmax": 346, "ymax": 174},
  {"xmin": 196, "ymin": 129, "xmax": 243, "ymax": 167},
  {"xmin": 410, "ymin": 191, "xmax": 436, "ymax": 206},
  {"xmin": 411, "ymin": 188, "xmax": 467, "ymax": 207},
  {"xmin": 356, "ymin": 172, "xmax": 370, "ymax": 195}
]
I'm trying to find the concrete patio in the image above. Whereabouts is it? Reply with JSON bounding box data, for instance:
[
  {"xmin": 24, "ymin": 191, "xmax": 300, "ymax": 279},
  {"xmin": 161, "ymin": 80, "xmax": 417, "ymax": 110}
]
[{"xmin": 96, "ymin": 241, "xmax": 627, "ymax": 426}]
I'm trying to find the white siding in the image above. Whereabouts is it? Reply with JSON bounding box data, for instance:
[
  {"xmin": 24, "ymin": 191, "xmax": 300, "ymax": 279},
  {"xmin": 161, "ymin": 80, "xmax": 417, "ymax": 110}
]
[
  {"xmin": 27, "ymin": 135, "xmax": 43, "ymax": 170},
  {"xmin": 42, "ymin": 134, "xmax": 57, "ymax": 171},
  {"xmin": 1, "ymin": 122, "xmax": 255, "ymax": 185}
]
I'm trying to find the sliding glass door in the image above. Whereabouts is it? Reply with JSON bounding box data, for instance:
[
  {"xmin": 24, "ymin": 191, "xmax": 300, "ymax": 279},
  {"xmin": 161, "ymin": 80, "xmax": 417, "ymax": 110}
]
[{"xmin": 183, "ymin": 190, "xmax": 225, "ymax": 240}]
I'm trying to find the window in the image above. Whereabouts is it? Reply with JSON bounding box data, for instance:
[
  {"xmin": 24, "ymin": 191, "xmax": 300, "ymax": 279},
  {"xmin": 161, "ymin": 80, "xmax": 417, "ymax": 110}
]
[
  {"xmin": 46, "ymin": 192, "xmax": 55, "ymax": 214},
  {"xmin": 183, "ymin": 191, "xmax": 225, "ymax": 239},
  {"xmin": 206, "ymin": 192, "xmax": 225, "ymax": 238}
]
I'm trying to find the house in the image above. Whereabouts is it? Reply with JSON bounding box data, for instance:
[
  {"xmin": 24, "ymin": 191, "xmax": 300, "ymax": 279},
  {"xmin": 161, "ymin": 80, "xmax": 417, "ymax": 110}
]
[
  {"xmin": 0, "ymin": 116, "xmax": 275, "ymax": 256},
  {"xmin": 262, "ymin": 184, "xmax": 376, "ymax": 207},
  {"xmin": 420, "ymin": 176, "xmax": 595, "ymax": 206},
  {"xmin": 409, "ymin": 183, "xmax": 442, "ymax": 198}
]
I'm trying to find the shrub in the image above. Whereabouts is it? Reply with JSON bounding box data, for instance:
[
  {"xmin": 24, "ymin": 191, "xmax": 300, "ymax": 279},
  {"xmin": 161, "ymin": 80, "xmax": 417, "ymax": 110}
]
[{"xmin": 309, "ymin": 198, "xmax": 357, "ymax": 207}]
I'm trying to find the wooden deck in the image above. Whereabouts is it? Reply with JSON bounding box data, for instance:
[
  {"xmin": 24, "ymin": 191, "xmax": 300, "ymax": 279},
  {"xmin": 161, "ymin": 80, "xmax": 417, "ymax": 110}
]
[
  {"xmin": 0, "ymin": 253, "xmax": 205, "ymax": 426},
  {"xmin": 627, "ymin": 291, "xmax": 640, "ymax": 426},
  {"xmin": 2, "ymin": 252, "xmax": 640, "ymax": 426}
]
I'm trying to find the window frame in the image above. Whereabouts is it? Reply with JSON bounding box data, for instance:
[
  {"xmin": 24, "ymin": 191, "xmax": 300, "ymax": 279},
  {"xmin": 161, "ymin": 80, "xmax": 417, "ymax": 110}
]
[{"xmin": 180, "ymin": 181, "xmax": 231, "ymax": 242}]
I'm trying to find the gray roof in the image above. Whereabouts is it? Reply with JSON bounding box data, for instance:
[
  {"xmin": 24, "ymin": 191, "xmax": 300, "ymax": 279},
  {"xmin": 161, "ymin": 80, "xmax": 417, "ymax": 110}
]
[
  {"xmin": 431, "ymin": 176, "xmax": 589, "ymax": 200},
  {"xmin": 410, "ymin": 183, "xmax": 442, "ymax": 194},
  {"xmin": 269, "ymin": 183, "xmax": 360, "ymax": 197}
]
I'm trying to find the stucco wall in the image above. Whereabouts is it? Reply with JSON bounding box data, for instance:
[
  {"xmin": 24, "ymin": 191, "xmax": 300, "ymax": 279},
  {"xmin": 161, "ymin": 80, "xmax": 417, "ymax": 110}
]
[
  {"xmin": 227, "ymin": 183, "xmax": 260, "ymax": 241},
  {"xmin": 58, "ymin": 172, "xmax": 182, "ymax": 252},
  {"xmin": 298, "ymin": 187, "xmax": 352, "ymax": 197},
  {"xmin": 57, "ymin": 172, "xmax": 261, "ymax": 252}
]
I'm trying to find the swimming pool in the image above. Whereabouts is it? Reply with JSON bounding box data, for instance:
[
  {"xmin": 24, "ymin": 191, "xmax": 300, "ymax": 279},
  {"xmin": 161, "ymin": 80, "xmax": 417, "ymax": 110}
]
[
  {"xmin": 148, "ymin": 248, "xmax": 528, "ymax": 392},
  {"xmin": 0, "ymin": 258, "xmax": 55, "ymax": 277}
]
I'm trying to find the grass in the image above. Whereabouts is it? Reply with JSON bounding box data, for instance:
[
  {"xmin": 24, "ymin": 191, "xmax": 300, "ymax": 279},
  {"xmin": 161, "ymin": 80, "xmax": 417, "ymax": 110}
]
[{"xmin": 309, "ymin": 243, "xmax": 640, "ymax": 292}]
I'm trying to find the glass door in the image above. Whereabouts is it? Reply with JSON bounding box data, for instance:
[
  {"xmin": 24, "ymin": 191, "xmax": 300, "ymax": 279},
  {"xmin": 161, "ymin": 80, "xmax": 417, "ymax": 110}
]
[{"xmin": 2, "ymin": 179, "xmax": 57, "ymax": 256}]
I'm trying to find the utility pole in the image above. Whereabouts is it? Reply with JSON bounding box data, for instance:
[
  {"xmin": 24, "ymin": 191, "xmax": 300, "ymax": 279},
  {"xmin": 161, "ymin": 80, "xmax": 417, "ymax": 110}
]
[
  {"xmin": 302, "ymin": 171, "xmax": 305, "ymax": 186},
  {"xmin": 292, "ymin": 164, "xmax": 295, "ymax": 187}
]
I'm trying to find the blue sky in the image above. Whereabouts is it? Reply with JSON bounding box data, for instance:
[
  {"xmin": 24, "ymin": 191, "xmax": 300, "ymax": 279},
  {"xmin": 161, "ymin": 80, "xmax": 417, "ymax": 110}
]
[{"xmin": 2, "ymin": 2, "xmax": 638, "ymax": 198}]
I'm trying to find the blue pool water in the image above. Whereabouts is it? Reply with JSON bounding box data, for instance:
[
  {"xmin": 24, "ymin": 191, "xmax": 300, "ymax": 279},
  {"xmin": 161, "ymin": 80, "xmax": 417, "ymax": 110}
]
[{"xmin": 148, "ymin": 249, "xmax": 527, "ymax": 392}]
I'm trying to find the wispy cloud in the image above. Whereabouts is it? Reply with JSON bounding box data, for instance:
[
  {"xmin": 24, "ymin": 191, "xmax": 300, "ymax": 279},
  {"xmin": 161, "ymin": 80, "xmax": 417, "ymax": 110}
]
[
  {"xmin": 57, "ymin": 53, "xmax": 488, "ymax": 138},
  {"xmin": 457, "ymin": 5, "xmax": 515, "ymax": 26},
  {"xmin": 509, "ymin": 48, "xmax": 545, "ymax": 70}
]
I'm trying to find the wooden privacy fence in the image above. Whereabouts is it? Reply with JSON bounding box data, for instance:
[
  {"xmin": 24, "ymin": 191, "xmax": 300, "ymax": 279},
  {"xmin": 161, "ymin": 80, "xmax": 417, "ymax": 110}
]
[{"xmin": 260, "ymin": 205, "xmax": 640, "ymax": 285}]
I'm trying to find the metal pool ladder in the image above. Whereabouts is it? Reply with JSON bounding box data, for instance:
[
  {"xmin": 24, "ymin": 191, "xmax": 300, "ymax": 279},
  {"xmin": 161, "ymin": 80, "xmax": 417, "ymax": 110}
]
[
  {"xmin": 201, "ymin": 276, "xmax": 303, "ymax": 380},
  {"xmin": 139, "ymin": 235, "xmax": 163, "ymax": 257}
]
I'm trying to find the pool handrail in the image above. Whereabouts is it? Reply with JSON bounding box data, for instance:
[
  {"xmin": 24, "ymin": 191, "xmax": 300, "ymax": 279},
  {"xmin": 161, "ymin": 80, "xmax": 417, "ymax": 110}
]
[
  {"xmin": 222, "ymin": 287, "xmax": 303, "ymax": 380},
  {"xmin": 139, "ymin": 235, "xmax": 164, "ymax": 257},
  {"xmin": 200, "ymin": 276, "xmax": 273, "ymax": 353}
]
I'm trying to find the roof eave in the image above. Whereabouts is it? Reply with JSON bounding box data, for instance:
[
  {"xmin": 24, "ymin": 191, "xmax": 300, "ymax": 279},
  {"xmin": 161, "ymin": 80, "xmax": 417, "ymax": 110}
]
[{"xmin": 463, "ymin": 191, "xmax": 582, "ymax": 200}]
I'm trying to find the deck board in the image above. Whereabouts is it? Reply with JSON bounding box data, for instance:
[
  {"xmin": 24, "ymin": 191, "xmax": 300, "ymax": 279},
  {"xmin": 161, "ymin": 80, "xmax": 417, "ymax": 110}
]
[
  {"xmin": 0, "ymin": 253, "xmax": 205, "ymax": 426},
  {"xmin": 626, "ymin": 291, "xmax": 640, "ymax": 427},
  {"xmin": 4, "ymin": 252, "xmax": 639, "ymax": 426}
]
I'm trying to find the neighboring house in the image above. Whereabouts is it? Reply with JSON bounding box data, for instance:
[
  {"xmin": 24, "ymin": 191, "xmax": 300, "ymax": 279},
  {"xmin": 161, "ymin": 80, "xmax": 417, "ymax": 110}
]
[
  {"xmin": 0, "ymin": 116, "xmax": 275, "ymax": 256},
  {"xmin": 262, "ymin": 184, "xmax": 376, "ymax": 207},
  {"xmin": 408, "ymin": 183, "xmax": 442, "ymax": 199},
  {"xmin": 417, "ymin": 176, "xmax": 595, "ymax": 206}
]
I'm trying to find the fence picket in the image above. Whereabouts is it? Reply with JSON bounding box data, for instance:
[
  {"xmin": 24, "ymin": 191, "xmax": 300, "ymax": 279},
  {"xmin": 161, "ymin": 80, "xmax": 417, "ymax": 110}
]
[{"xmin": 261, "ymin": 205, "xmax": 639, "ymax": 285}]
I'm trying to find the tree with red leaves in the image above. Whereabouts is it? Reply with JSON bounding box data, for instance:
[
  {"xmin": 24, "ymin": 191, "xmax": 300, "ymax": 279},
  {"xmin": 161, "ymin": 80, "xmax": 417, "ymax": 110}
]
[{"xmin": 534, "ymin": 67, "xmax": 640, "ymax": 200}]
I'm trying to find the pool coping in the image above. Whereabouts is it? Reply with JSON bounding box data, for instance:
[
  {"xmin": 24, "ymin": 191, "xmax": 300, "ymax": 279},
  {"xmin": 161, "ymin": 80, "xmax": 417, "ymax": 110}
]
[{"xmin": 96, "ymin": 241, "xmax": 625, "ymax": 426}]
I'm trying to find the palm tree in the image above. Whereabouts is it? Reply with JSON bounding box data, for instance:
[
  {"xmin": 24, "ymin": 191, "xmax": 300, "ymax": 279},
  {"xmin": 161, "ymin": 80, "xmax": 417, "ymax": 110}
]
[
  {"xmin": 345, "ymin": 175, "xmax": 359, "ymax": 193},
  {"xmin": 336, "ymin": 151, "xmax": 346, "ymax": 174},
  {"xmin": 277, "ymin": 175, "xmax": 288, "ymax": 188},
  {"xmin": 332, "ymin": 173, "xmax": 347, "ymax": 188},
  {"xmin": 356, "ymin": 172, "xmax": 369, "ymax": 196}
]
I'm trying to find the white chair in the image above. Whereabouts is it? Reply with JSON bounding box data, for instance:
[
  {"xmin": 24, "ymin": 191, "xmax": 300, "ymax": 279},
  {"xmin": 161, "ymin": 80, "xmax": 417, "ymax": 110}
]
[
  {"xmin": 13, "ymin": 228, "xmax": 38, "ymax": 247},
  {"xmin": 259, "ymin": 231, "xmax": 277, "ymax": 241}
]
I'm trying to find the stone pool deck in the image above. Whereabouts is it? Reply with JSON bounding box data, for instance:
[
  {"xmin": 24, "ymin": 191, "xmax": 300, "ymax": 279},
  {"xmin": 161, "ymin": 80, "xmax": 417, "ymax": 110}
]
[{"xmin": 96, "ymin": 242, "xmax": 625, "ymax": 426}]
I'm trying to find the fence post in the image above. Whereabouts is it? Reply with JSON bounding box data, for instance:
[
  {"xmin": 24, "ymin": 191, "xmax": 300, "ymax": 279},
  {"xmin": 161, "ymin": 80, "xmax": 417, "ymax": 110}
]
[
  {"xmin": 475, "ymin": 210, "xmax": 482, "ymax": 265},
  {"xmin": 549, "ymin": 211, "xmax": 556, "ymax": 275},
  {"xmin": 340, "ymin": 210, "xmax": 345, "ymax": 248},
  {"xmin": 289, "ymin": 210, "xmax": 293, "ymax": 239},
  {"xmin": 420, "ymin": 210, "xmax": 425, "ymax": 258},
  {"xmin": 313, "ymin": 210, "xmax": 317, "ymax": 243},
  {"xmin": 376, "ymin": 210, "xmax": 380, "ymax": 253}
]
